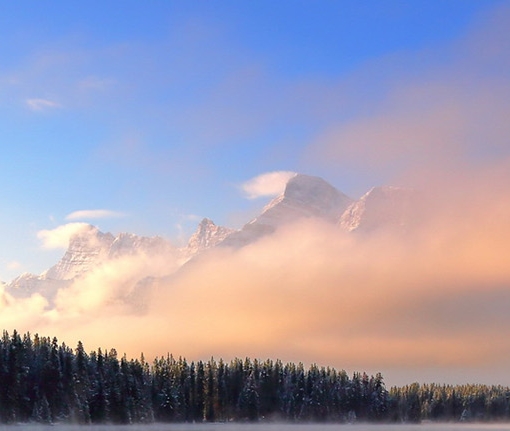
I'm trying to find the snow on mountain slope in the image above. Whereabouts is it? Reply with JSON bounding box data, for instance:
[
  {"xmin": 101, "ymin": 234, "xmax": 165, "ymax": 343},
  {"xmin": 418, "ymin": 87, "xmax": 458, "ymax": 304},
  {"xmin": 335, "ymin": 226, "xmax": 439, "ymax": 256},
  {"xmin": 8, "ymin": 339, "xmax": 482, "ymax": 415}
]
[
  {"xmin": 109, "ymin": 232, "xmax": 174, "ymax": 259},
  {"xmin": 185, "ymin": 218, "xmax": 235, "ymax": 256},
  {"xmin": 43, "ymin": 225, "xmax": 115, "ymax": 281},
  {"xmin": 5, "ymin": 225, "xmax": 176, "ymax": 301},
  {"xmin": 221, "ymin": 174, "xmax": 353, "ymax": 247},
  {"xmin": 339, "ymin": 186, "xmax": 417, "ymax": 233}
]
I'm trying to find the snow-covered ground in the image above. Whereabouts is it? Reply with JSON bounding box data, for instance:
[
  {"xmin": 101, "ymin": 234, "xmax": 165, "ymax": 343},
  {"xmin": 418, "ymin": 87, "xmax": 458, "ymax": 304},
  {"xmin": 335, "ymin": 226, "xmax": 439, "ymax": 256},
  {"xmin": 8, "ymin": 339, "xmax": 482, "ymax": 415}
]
[{"xmin": 3, "ymin": 423, "xmax": 510, "ymax": 431}]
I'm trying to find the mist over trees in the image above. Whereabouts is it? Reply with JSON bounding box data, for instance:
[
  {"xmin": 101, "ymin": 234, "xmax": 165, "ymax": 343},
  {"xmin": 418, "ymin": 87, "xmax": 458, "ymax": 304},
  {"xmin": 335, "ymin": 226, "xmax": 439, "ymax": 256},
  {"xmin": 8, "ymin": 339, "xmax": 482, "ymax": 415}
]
[{"xmin": 1, "ymin": 330, "xmax": 509, "ymax": 424}]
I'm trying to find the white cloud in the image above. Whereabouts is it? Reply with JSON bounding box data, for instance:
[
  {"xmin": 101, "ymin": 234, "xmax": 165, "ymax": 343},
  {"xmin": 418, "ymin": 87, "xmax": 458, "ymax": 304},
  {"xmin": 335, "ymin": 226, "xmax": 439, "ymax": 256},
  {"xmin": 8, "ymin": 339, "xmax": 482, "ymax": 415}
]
[
  {"xmin": 37, "ymin": 223, "xmax": 93, "ymax": 249},
  {"xmin": 65, "ymin": 209, "xmax": 125, "ymax": 221},
  {"xmin": 241, "ymin": 171, "xmax": 297, "ymax": 199},
  {"xmin": 25, "ymin": 98, "xmax": 61, "ymax": 111}
]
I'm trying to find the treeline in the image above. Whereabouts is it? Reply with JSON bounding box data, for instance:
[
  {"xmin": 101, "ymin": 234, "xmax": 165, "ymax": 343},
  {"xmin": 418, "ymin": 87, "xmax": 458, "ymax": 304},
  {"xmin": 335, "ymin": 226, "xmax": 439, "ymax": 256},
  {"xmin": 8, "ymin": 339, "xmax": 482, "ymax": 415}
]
[
  {"xmin": 0, "ymin": 330, "xmax": 509, "ymax": 424},
  {"xmin": 390, "ymin": 383, "xmax": 510, "ymax": 423}
]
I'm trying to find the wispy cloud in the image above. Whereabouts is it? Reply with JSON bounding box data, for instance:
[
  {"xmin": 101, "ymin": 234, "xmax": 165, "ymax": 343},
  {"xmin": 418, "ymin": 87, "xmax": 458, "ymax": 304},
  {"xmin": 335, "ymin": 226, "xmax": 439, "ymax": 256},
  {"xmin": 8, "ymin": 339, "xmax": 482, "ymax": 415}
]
[
  {"xmin": 77, "ymin": 75, "xmax": 115, "ymax": 91},
  {"xmin": 37, "ymin": 223, "xmax": 93, "ymax": 249},
  {"xmin": 6, "ymin": 261, "xmax": 22, "ymax": 271},
  {"xmin": 25, "ymin": 98, "xmax": 61, "ymax": 111},
  {"xmin": 65, "ymin": 209, "xmax": 125, "ymax": 221},
  {"xmin": 241, "ymin": 171, "xmax": 297, "ymax": 199}
]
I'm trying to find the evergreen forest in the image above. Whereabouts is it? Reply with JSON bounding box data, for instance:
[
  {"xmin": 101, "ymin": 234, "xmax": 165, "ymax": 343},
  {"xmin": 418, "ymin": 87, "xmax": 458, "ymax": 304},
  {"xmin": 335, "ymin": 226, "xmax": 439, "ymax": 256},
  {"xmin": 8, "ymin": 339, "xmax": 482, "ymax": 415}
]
[{"xmin": 0, "ymin": 330, "xmax": 509, "ymax": 424}]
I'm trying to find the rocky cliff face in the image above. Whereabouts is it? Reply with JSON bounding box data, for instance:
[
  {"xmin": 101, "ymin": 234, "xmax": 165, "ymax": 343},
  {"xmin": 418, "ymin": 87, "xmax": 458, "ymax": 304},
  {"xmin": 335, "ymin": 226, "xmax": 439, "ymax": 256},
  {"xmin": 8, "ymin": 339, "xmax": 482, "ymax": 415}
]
[
  {"xmin": 43, "ymin": 225, "xmax": 115, "ymax": 281},
  {"xmin": 186, "ymin": 218, "xmax": 235, "ymax": 256}
]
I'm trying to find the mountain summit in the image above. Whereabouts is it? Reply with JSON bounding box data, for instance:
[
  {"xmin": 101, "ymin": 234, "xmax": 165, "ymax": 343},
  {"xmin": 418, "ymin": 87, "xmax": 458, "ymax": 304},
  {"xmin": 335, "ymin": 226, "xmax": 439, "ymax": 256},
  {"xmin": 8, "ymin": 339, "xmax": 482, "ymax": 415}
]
[
  {"xmin": 260, "ymin": 174, "xmax": 353, "ymax": 225},
  {"xmin": 221, "ymin": 174, "xmax": 353, "ymax": 247},
  {"xmin": 186, "ymin": 218, "xmax": 235, "ymax": 256}
]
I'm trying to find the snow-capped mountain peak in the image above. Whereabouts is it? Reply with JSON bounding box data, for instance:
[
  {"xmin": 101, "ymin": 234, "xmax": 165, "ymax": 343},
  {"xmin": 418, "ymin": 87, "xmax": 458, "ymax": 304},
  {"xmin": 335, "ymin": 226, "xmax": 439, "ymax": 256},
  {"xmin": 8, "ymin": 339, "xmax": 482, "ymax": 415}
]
[
  {"xmin": 252, "ymin": 174, "xmax": 353, "ymax": 226},
  {"xmin": 222, "ymin": 174, "xmax": 353, "ymax": 247}
]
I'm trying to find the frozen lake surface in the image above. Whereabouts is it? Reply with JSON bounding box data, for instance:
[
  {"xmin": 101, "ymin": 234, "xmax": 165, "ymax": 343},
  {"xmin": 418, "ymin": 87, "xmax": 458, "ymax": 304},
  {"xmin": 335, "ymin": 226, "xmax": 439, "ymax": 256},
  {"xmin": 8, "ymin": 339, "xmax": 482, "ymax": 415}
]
[{"xmin": 3, "ymin": 424, "xmax": 510, "ymax": 431}]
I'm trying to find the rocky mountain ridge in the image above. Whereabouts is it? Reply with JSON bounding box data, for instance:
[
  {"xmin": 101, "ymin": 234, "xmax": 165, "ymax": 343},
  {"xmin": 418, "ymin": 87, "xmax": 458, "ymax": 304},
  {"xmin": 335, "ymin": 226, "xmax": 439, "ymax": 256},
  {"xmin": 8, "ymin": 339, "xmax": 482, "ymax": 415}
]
[{"xmin": 4, "ymin": 174, "xmax": 416, "ymax": 304}]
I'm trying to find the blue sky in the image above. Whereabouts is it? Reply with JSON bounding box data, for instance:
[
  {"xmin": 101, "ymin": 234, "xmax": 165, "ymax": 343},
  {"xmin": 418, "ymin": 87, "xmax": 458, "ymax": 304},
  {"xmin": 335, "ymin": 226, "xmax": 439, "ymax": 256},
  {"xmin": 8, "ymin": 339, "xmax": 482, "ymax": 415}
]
[{"xmin": 1, "ymin": 0, "xmax": 509, "ymax": 281}]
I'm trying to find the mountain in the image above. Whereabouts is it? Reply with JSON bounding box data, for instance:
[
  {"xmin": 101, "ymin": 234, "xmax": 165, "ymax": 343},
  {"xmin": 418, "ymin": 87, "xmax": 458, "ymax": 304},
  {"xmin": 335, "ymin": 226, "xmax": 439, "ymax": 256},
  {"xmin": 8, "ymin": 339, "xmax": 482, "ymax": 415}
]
[
  {"xmin": 4, "ymin": 174, "xmax": 418, "ymax": 308},
  {"xmin": 339, "ymin": 186, "xmax": 417, "ymax": 233},
  {"xmin": 5, "ymin": 225, "xmax": 175, "ymax": 301},
  {"xmin": 221, "ymin": 174, "xmax": 353, "ymax": 247}
]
